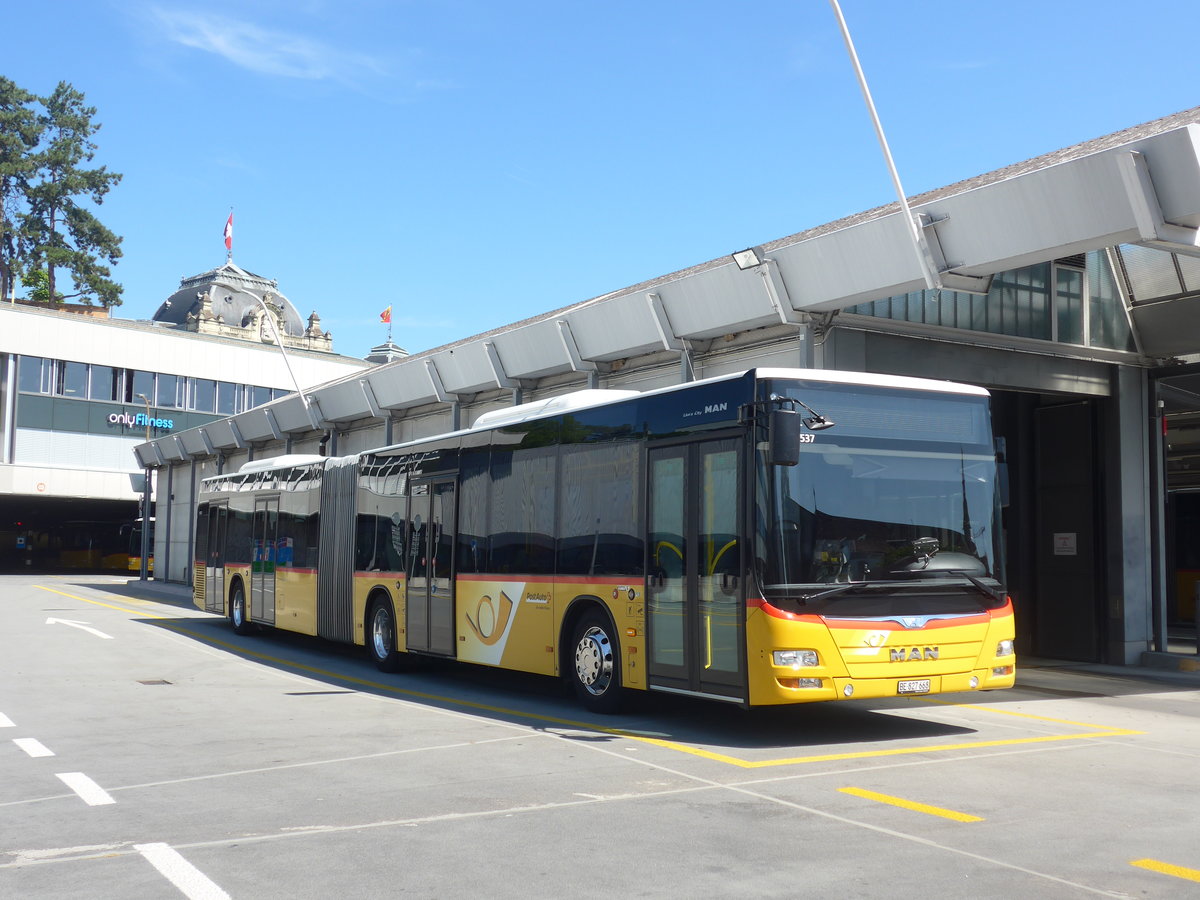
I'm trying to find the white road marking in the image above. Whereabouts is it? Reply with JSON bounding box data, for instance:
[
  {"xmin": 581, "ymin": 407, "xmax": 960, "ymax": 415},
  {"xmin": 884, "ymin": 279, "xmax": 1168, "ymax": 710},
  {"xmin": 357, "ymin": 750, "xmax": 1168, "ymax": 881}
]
[
  {"xmin": 45, "ymin": 618, "xmax": 113, "ymax": 640},
  {"xmin": 0, "ymin": 713, "xmax": 14, "ymax": 727},
  {"xmin": 13, "ymin": 738, "xmax": 55, "ymax": 758},
  {"xmin": 134, "ymin": 843, "xmax": 230, "ymax": 900},
  {"xmin": 55, "ymin": 772, "xmax": 116, "ymax": 806}
]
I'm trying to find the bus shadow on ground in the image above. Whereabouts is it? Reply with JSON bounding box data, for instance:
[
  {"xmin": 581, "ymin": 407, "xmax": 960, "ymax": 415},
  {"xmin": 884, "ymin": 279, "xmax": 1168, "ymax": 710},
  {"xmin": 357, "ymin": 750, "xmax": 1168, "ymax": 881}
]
[{"xmin": 133, "ymin": 613, "xmax": 994, "ymax": 753}]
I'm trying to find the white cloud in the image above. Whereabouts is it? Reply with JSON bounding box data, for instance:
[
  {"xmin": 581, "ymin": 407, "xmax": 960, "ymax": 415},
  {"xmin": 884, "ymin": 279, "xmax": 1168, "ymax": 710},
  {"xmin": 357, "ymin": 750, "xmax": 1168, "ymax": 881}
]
[{"xmin": 151, "ymin": 7, "xmax": 386, "ymax": 83}]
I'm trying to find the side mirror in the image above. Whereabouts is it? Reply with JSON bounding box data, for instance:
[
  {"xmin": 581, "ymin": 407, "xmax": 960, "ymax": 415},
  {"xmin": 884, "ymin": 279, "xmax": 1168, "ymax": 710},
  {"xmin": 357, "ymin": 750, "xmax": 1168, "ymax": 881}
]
[{"xmin": 768, "ymin": 409, "xmax": 801, "ymax": 466}]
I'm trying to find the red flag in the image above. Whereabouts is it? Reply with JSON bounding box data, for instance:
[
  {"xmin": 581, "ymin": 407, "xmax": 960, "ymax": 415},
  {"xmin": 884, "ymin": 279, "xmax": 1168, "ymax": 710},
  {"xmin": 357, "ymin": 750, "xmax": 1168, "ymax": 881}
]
[
  {"xmin": 223, "ymin": 212, "xmax": 233, "ymax": 251},
  {"xmin": 380, "ymin": 305, "xmax": 392, "ymax": 324}
]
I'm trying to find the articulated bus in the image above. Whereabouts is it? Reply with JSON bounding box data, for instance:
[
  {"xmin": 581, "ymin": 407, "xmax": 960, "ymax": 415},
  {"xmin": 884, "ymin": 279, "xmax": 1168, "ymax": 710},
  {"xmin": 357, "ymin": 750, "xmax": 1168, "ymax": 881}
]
[{"xmin": 193, "ymin": 368, "xmax": 1015, "ymax": 711}]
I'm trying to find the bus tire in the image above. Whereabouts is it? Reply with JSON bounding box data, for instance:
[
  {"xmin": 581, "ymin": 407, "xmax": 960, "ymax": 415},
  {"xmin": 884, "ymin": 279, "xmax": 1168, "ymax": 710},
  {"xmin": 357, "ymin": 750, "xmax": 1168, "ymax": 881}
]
[
  {"xmin": 569, "ymin": 609, "xmax": 623, "ymax": 714},
  {"xmin": 230, "ymin": 581, "xmax": 254, "ymax": 635},
  {"xmin": 367, "ymin": 597, "xmax": 404, "ymax": 673}
]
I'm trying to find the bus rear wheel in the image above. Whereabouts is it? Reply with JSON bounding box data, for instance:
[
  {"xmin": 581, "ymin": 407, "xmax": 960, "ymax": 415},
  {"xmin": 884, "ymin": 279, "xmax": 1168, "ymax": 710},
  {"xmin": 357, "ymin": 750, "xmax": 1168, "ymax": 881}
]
[
  {"xmin": 570, "ymin": 611, "xmax": 623, "ymax": 714},
  {"xmin": 230, "ymin": 582, "xmax": 254, "ymax": 635},
  {"xmin": 367, "ymin": 598, "xmax": 404, "ymax": 672}
]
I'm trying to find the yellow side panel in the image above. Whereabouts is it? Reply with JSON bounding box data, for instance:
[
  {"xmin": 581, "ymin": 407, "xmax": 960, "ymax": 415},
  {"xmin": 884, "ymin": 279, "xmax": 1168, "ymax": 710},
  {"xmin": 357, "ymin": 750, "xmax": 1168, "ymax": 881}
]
[
  {"xmin": 353, "ymin": 573, "xmax": 405, "ymax": 649},
  {"xmin": 454, "ymin": 577, "xmax": 646, "ymax": 687},
  {"xmin": 457, "ymin": 578, "xmax": 556, "ymax": 676},
  {"xmin": 273, "ymin": 569, "xmax": 319, "ymax": 635}
]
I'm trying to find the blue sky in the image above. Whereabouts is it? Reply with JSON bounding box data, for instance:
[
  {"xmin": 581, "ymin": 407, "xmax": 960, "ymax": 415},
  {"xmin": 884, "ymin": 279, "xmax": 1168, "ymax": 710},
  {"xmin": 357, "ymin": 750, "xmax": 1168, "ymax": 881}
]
[{"xmin": 5, "ymin": 1, "xmax": 1200, "ymax": 360}]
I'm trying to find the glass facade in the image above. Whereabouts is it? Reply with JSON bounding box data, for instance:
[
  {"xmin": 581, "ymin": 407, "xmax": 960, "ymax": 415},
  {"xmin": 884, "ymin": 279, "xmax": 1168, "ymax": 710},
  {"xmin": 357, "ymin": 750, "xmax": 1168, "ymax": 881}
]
[
  {"xmin": 846, "ymin": 252, "xmax": 1136, "ymax": 352},
  {"xmin": 16, "ymin": 356, "xmax": 285, "ymax": 414}
]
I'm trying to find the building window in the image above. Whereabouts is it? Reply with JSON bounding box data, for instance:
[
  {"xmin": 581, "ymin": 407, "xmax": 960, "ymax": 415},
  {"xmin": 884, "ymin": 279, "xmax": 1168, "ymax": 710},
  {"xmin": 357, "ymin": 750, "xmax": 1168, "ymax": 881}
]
[
  {"xmin": 216, "ymin": 381, "xmax": 238, "ymax": 415},
  {"xmin": 846, "ymin": 255, "xmax": 1136, "ymax": 352},
  {"xmin": 249, "ymin": 385, "xmax": 273, "ymax": 410},
  {"xmin": 132, "ymin": 370, "xmax": 155, "ymax": 405},
  {"xmin": 156, "ymin": 373, "xmax": 180, "ymax": 409},
  {"xmin": 1054, "ymin": 265, "xmax": 1085, "ymax": 345},
  {"xmin": 18, "ymin": 356, "xmax": 47, "ymax": 393},
  {"xmin": 190, "ymin": 378, "xmax": 217, "ymax": 413},
  {"xmin": 89, "ymin": 365, "xmax": 121, "ymax": 401},
  {"xmin": 56, "ymin": 361, "xmax": 89, "ymax": 398},
  {"xmin": 1089, "ymin": 250, "xmax": 1137, "ymax": 351}
]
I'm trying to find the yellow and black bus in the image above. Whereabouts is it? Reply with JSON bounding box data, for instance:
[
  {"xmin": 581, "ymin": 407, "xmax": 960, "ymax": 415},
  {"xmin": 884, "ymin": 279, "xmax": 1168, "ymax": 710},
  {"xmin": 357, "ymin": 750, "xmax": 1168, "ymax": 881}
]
[
  {"xmin": 123, "ymin": 518, "xmax": 154, "ymax": 575},
  {"xmin": 194, "ymin": 368, "xmax": 1015, "ymax": 711}
]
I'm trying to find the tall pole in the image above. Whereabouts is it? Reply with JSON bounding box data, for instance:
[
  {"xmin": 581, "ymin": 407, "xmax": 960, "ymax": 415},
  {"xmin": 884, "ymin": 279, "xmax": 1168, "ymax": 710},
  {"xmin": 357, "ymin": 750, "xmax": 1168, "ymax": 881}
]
[
  {"xmin": 250, "ymin": 292, "xmax": 320, "ymax": 430},
  {"xmin": 828, "ymin": 0, "xmax": 938, "ymax": 291},
  {"xmin": 135, "ymin": 392, "xmax": 153, "ymax": 581}
]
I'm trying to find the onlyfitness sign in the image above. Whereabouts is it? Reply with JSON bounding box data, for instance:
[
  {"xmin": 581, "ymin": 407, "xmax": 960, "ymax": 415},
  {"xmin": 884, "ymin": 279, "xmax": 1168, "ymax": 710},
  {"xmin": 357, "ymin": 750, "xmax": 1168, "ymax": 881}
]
[{"xmin": 109, "ymin": 411, "xmax": 175, "ymax": 431}]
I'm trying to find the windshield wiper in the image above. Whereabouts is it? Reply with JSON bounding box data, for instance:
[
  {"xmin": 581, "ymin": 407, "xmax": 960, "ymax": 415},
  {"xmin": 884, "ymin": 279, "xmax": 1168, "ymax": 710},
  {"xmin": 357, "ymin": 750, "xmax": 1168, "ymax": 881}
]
[
  {"xmin": 944, "ymin": 569, "xmax": 1006, "ymax": 604},
  {"xmin": 790, "ymin": 581, "xmax": 908, "ymax": 603}
]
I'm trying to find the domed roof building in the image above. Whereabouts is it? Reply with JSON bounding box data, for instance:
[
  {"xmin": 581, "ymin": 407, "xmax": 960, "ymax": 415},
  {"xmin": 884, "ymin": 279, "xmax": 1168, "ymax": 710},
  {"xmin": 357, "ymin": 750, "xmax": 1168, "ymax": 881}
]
[{"xmin": 151, "ymin": 260, "xmax": 333, "ymax": 353}]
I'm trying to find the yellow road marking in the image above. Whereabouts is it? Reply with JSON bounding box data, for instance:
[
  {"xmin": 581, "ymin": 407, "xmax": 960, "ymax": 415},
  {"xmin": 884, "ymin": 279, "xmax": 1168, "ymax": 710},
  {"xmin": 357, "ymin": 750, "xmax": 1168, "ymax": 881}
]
[
  {"xmin": 839, "ymin": 787, "xmax": 982, "ymax": 822},
  {"xmin": 154, "ymin": 620, "xmax": 1145, "ymax": 765},
  {"xmin": 36, "ymin": 586, "xmax": 168, "ymax": 619},
  {"xmin": 630, "ymin": 728, "xmax": 1142, "ymax": 767},
  {"xmin": 1131, "ymin": 858, "xmax": 1200, "ymax": 883},
  {"xmin": 43, "ymin": 584, "xmax": 1143, "ymax": 768},
  {"xmin": 919, "ymin": 697, "xmax": 1130, "ymax": 731}
]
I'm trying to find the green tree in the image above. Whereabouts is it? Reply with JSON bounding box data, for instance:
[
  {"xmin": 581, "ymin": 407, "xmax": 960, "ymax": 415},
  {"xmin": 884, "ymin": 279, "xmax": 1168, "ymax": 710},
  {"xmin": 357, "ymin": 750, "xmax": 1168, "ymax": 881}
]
[
  {"xmin": 0, "ymin": 76, "xmax": 41, "ymax": 302},
  {"xmin": 23, "ymin": 81, "xmax": 123, "ymax": 307},
  {"xmin": 21, "ymin": 268, "xmax": 55, "ymax": 303}
]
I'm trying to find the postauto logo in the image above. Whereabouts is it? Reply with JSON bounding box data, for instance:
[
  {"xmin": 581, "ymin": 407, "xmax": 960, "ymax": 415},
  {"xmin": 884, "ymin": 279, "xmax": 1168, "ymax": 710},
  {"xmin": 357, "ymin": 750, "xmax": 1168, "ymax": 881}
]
[{"xmin": 109, "ymin": 411, "xmax": 175, "ymax": 432}]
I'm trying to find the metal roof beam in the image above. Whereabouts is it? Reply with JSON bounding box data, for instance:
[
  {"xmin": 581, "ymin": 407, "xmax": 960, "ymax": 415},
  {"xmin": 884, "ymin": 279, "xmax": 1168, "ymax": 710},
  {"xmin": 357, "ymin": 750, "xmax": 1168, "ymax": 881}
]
[
  {"xmin": 917, "ymin": 214, "xmax": 993, "ymax": 294},
  {"xmin": 360, "ymin": 379, "xmax": 383, "ymax": 419},
  {"xmin": 424, "ymin": 358, "xmax": 454, "ymax": 404},
  {"xmin": 645, "ymin": 292, "xmax": 686, "ymax": 351},
  {"xmin": 1118, "ymin": 149, "xmax": 1200, "ymax": 256},
  {"xmin": 483, "ymin": 340, "xmax": 533, "ymax": 390},
  {"xmin": 263, "ymin": 408, "xmax": 284, "ymax": 441},
  {"xmin": 556, "ymin": 320, "xmax": 598, "ymax": 373},
  {"xmin": 228, "ymin": 420, "xmax": 246, "ymax": 449},
  {"xmin": 197, "ymin": 427, "xmax": 216, "ymax": 456}
]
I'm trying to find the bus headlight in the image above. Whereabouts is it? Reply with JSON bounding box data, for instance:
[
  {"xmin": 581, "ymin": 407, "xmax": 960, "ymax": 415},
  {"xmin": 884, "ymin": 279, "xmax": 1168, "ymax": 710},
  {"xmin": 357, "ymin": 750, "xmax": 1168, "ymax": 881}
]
[
  {"xmin": 996, "ymin": 640, "xmax": 1015, "ymax": 657},
  {"xmin": 774, "ymin": 649, "xmax": 819, "ymax": 668}
]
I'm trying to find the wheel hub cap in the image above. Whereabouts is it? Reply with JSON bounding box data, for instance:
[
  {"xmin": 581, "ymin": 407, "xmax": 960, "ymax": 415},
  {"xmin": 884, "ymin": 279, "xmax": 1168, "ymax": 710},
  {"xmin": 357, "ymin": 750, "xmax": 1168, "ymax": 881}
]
[{"xmin": 575, "ymin": 626, "xmax": 613, "ymax": 695}]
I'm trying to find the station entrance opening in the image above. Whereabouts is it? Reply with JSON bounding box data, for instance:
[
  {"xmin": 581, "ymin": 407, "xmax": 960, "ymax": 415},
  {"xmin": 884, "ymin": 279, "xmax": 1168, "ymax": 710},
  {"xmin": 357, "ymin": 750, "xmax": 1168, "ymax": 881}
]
[
  {"xmin": 991, "ymin": 391, "xmax": 1106, "ymax": 662},
  {"xmin": 1158, "ymin": 366, "xmax": 1200, "ymax": 655},
  {"xmin": 0, "ymin": 496, "xmax": 142, "ymax": 573}
]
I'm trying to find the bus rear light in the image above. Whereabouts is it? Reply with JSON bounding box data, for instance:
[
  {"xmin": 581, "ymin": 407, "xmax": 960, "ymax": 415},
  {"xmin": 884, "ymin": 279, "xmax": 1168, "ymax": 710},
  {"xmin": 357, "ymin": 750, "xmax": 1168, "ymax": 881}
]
[
  {"xmin": 773, "ymin": 649, "xmax": 819, "ymax": 668},
  {"xmin": 778, "ymin": 677, "xmax": 823, "ymax": 689}
]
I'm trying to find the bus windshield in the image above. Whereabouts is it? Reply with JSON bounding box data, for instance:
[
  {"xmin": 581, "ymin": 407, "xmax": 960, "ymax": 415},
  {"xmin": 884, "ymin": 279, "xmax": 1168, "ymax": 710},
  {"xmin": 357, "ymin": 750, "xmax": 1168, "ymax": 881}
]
[{"xmin": 756, "ymin": 381, "xmax": 1004, "ymax": 612}]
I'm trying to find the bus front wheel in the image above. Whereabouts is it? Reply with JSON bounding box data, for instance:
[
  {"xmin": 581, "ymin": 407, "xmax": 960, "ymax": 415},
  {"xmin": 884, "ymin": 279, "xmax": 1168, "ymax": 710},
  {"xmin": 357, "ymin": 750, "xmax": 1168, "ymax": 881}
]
[
  {"xmin": 230, "ymin": 583, "xmax": 253, "ymax": 635},
  {"xmin": 367, "ymin": 599, "xmax": 404, "ymax": 672},
  {"xmin": 570, "ymin": 611, "xmax": 623, "ymax": 714}
]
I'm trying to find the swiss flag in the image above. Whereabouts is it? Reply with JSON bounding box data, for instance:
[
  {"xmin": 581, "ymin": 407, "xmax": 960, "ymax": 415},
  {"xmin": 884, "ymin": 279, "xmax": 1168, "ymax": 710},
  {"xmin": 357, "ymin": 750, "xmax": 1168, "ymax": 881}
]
[{"xmin": 223, "ymin": 212, "xmax": 233, "ymax": 251}]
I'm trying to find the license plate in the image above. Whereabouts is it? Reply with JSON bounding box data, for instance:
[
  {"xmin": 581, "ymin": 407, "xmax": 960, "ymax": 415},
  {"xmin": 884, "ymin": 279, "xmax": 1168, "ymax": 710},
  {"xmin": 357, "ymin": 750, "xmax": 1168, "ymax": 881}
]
[{"xmin": 897, "ymin": 679, "xmax": 931, "ymax": 695}]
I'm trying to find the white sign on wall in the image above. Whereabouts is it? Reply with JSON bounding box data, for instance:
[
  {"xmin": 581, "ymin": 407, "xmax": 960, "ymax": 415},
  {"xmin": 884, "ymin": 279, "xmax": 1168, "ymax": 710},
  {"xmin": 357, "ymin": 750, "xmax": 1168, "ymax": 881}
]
[{"xmin": 1053, "ymin": 533, "xmax": 1078, "ymax": 556}]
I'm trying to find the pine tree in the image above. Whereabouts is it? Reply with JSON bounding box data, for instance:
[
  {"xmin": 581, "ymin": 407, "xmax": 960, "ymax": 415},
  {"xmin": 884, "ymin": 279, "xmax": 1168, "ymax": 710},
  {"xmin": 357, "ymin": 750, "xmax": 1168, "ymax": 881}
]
[
  {"xmin": 0, "ymin": 77, "xmax": 41, "ymax": 302},
  {"xmin": 23, "ymin": 81, "xmax": 124, "ymax": 307}
]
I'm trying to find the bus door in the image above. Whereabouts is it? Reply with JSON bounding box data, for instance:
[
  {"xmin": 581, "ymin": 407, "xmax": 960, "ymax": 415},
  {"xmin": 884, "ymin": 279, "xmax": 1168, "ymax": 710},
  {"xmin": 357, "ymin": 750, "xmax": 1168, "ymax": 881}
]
[
  {"xmin": 406, "ymin": 477, "xmax": 457, "ymax": 656},
  {"xmin": 250, "ymin": 497, "xmax": 279, "ymax": 626},
  {"xmin": 204, "ymin": 503, "xmax": 228, "ymax": 615},
  {"xmin": 646, "ymin": 438, "xmax": 744, "ymax": 699}
]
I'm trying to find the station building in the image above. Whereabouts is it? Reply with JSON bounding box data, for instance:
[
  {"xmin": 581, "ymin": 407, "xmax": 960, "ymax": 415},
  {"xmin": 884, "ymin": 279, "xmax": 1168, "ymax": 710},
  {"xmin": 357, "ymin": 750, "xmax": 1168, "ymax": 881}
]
[
  {"xmin": 1, "ymin": 258, "xmax": 373, "ymax": 572},
  {"xmin": 137, "ymin": 107, "xmax": 1200, "ymax": 670}
]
